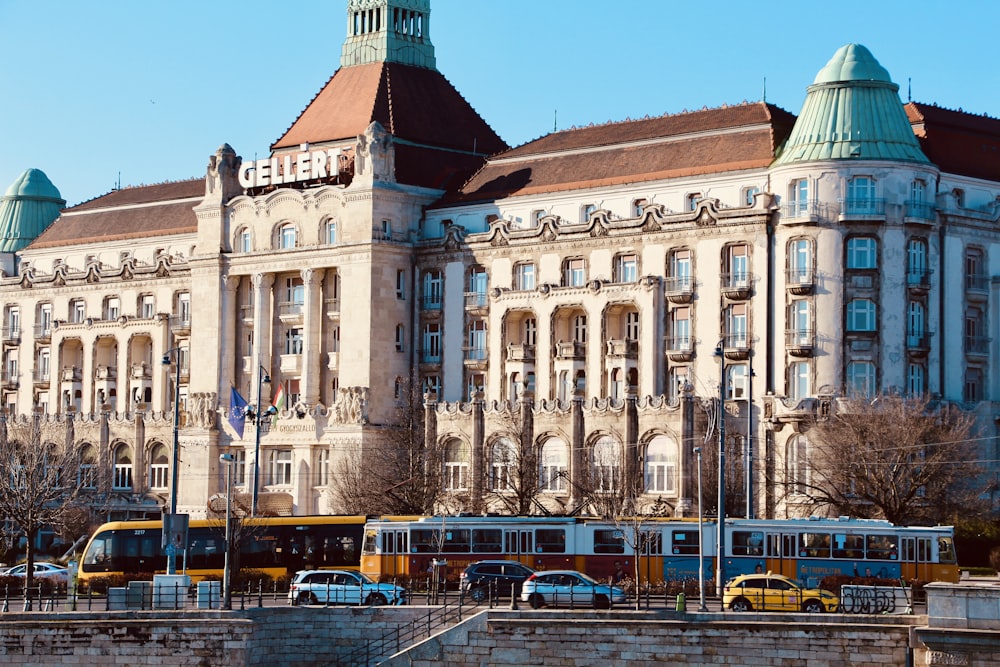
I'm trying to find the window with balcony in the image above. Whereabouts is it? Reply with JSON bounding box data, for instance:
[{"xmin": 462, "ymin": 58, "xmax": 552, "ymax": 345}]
[
  {"xmin": 625, "ymin": 311, "xmax": 639, "ymax": 341},
  {"xmin": 965, "ymin": 247, "xmax": 987, "ymax": 291},
  {"xmin": 907, "ymin": 302, "xmax": 926, "ymax": 347},
  {"xmin": 444, "ymin": 440, "xmax": 469, "ymax": 491},
  {"xmin": 846, "ymin": 361, "xmax": 876, "ymax": 398},
  {"xmin": 846, "ymin": 236, "xmax": 878, "ymax": 269},
  {"xmin": 788, "ymin": 238, "xmax": 813, "ymax": 284},
  {"xmin": 285, "ymin": 327, "xmax": 304, "ymax": 355},
  {"xmin": 422, "ymin": 323, "xmax": 441, "ymax": 362},
  {"xmin": 113, "ymin": 444, "xmax": 133, "ymax": 490},
  {"xmin": 666, "ymin": 249, "xmax": 692, "ymax": 296},
  {"xmin": 467, "ymin": 265, "xmax": 487, "ymax": 308},
  {"xmin": 615, "ymin": 253, "xmax": 638, "ymax": 283},
  {"xmin": 36, "ymin": 304, "xmax": 51, "ymax": 337},
  {"xmin": 279, "ymin": 223, "xmax": 297, "ymax": 249},
  {"xmin": 422, "ymin": 269, "xmax": 443, "ymax": 309},
  {"xmin": 789, "ymin": 179, "xmax": 809, "ymax": 217},
  {"xmin": 591, "ymin": 436, "xmax": 621, "ymax": 492},
  {"xmin": 788, "ymin": 361, "xmax": 810, "ymax": 400},
  {"xmin": 466, "ymin": 320, "xmax": 486, "ymax": 360},
  {"xmin": 539, "ymin": 438, "xmax": 568, "ymax": 492},
  {"xmin": 668, "ymin": 307, "xmax": 691, "ymax": 351},
  {"xmin": 847, "ymin": 299, "xmax": 876, "ymax": 332},
  {"xmin": 269, "ymin": 449, "xmax": 293, "ymax": 485},
  {"xmin": 725, "ymin": 244, "xmax": 749, "ymax": 287},
  {"xmin": 845, "ymin": 175, "xmax": 877, "ymax": 215},
  {"xmin": 3, "ymin": 306, "xmax": 18, "ymax": 340},
  {"xmin": 573, "ymin": 315, "xmax": 587, "ymax": 343},
  {"xmin": 316, "ymin": 448, "xmax": 329, "ymax": 486},
  {"xmin": 524, "ymin": 317, "xmax": 537, "ymax": 346},
  {"xmin": 176, "ymin": 292, "xmax": 191, "ymax": 324},
  {"xmin": 907, "ymin": 238, "xmax": 929, "ymax": 287},
  {"xmin": 149, "ymin": 443, "xmax": 169, "ymax": 490},
  {"xmin": 514, "ymin": 262, "xmax": 535, "ymax": 291},
  {"xmin": 725, "ymin": 303, "xmax": 748, "ymax": 349},
  {"xmin": 35, "ymin": 349, "xmax": 49, "ymax": 383},
  {"xmin": 789, "ymin": 300, "xmax": 811, "ymax": 344},
  {"xmin": 563, "ymin": 257, "xmax": 586, "ymax": 287},
  {"xmin": 727, "ymin": 364, "xmax": 747, "ymax": 399},
  {"xmin": 644, "ymin": 435, "xmax": 676, "ymax": 494},
  {"xmin": 324, "ymin": 219, "xmax": 337, "ymax": 245},
  {"xmin": 965, "ymin": 306, "xmax": 987, "ymax": 354},
  {"xmin": 787, "ymin": 435, "xmax": 810, "ymax": 495},
  {"xmin": 422, "ymin": 375, "xmax": 441, "ymax": 397}
]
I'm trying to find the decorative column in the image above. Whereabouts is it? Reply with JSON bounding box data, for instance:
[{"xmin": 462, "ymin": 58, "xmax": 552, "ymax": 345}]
[
  {"xmin": 301, "ymin": 268, "xmax": 325, "ymax": 406},
  {"xmin": 252, "ymin": 272, "xmax": 275, "ymax": 390},
  {"xmin": 222, "ymin": 275, "xmax": 240, "ymax": 393}
]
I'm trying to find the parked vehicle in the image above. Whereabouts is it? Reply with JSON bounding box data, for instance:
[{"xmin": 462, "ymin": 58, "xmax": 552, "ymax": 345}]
[
  {"xmin": 723, "ymin": 572, "xmax": 839, "ymax": 613},
  {"xmin": 460, "ymin": 560, "xmax": 536, "ymax": 602},
  {"xmin": 520, "ymin": 570, "xmax": 626, "ymax": 609},
  {"xmin": 2, "ymin": 562, "xmax": 69, "ymax": 590},
  {"xmin": 288, "ymin": 569, "xmax": 406, "ymax": 606}
]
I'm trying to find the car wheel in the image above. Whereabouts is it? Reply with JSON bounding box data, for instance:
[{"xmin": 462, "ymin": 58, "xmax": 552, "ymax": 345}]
[
  {"xmin": 802, "ymin": 599, "xmax": 824, "ymax": 613},
  {"xmin": 592, "ymin": 594, "xmax": 610, "ymax": 610},
  {"xmin": 729, "ymin": 597, "xmax": 753, "ymax": 612},
  {"xmin": 298, "ymin": 591, "xmax": 317, "ymax": 606},
  {"xmin": 529, "ymin": 593, "xmax": 544, "ymax": 609},
  {"xmin": 470, "ymin": 586, "xmax": 488, "ymax": 603},
  {"xmin": 367, "ymin": 593, "xmax": 388, "ymax": 606}
]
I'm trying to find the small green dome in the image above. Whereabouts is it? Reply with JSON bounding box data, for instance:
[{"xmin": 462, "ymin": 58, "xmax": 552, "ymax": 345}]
[
  {"xmin": 813, "ymin": 44, "xmax": 891, "ymax": 85},
  {"xmin": 774, "ymin": 44, "xmax": 929, "ymax": 165},
  {"xmin": 0, "ymin": 169, "xmax": 66, "ymax": 253}
]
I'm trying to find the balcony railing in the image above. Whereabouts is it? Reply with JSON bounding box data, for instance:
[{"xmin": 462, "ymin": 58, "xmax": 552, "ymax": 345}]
[
  {"xmin": 605, "ymin": 339, "xmax": 638, "ymax": 358},
  {"xmin": 664, "ymin": 276, "xmax": 694, "ymax": 304},
  {"xmin": 463, "ymin": 347, "xmax": 488, "ymax": 363},
  {"xmin": 464, "ymin": 292, "xmax": 489, "ymax": 311},
  {"xmin": 506, "ymin": 343, "xmax": 535, "ymax": 362},
  {"xmin": 721, "ymin": 335, "xmax": 750, "ymax": 360},
  {"xmin": 785, "ymin": 329, "xmax": 814, "ymax": 357},
  {"xmin": 783, "ymin": 199, "xmax": 820, "ymax": 219},
  {"xmin": 964, "ymin": 335, "xmax": 989, "ymax": 356},
  {"xmin": 0, "ymin": 369, "xmax": 17, "ymax": 388},
  {"xmin": 965, "ymin": 274, "xmax": 989, "ymax": 294},
  {"xmin": 62, "ymin": 366, "xmax": 82, "ymax": 382},
  {"xmin": 664, "ymin": 335, "xmax": 693, "ymax": 361},
  {"xmin": 169, "ymin": 315, "xmax": 191, "ymax": 333},
  {"xmin": 278, "ymin": 301, "xmax": 303, "ymax": 320},
  {"xmin": 785, "ymin": 268, "xmax": 814, "ymax": 295},
  {"xmin": 419, "ymin": 349, "xmax": 442, "ymax": 365},
  {"xmin": 839, "ymin": 198, "xmax": 886, "ymax": 218},
  {"xmin": 555, "ymin": 341, "xmax": 586, "ymax": 360},
  {"xmin": 721, "ymin": 272, "xmax": 752, "ymax": 300},
  {"xmin": 32, "ymin": 369, "xmax": 50, "ymax": 384},
  {"xmin": 34, "ymin": 323, "xmax": 52, "ymax": 340},
  {"xmin": 96, "ymin": 365, "xmax": 117, "ymax": 380},
  {"xmin": 1, "ymin": 326, "xmax": 20, "ymax": 344},
  {"xmin": 904, "ymin": 200, "xmax": 936, "ymax": 221},
  {"xmin": 324, "ymin": 298, "xmax": 340, "ymax": 317},
  {"xmin": 906, "ymin": 333, "xmax": 932, "ymax": 357},
  {"xmin": 906, "ymin": 269, "xmax": 931, "ymax": 294},
  {"xmin": 421, "ymin": 295, "xmax": 443, "ymax": 311}
]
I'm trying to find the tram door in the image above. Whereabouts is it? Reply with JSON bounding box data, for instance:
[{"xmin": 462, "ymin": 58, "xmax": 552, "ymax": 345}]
[
  {"xmin": 505, "ymin": 530, "xmax": 533, "ymax": 567},
  {"xmin": 380, "ymin": 529, "xmax": 408, "ymax": 577},
  {"xmin": 901, "ymin": 536, "xmax": 932, "ymax": 581},
  {"xmin": 766, "ymin": 532, "xmax": 798, "ymax": 579}
]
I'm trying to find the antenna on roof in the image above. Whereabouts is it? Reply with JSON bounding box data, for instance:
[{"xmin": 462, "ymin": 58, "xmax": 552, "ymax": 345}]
[
  {"xmin": 113, "ymin": 171, "xmax": 121, "ymax": 192},
  {"xmin": 553, "ymin": 109, "xmax": 558, "ymax": 132},
  {"xmin": 908, "ymin": 77, "xmax": 912, "ymax": 102},
  {"xmin": 762, "ymin": 76, "xmax": 767, "ymax": 103}
]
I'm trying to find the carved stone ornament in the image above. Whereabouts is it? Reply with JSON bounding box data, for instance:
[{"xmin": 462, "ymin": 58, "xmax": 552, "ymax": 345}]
[{"xmin": 695, "ymin": 207, "xmax": 716, "ymax": 226}]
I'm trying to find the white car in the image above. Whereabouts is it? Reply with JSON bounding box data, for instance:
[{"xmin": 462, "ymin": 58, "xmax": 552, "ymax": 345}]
[
  {"xmin": 288, "ymin": 569, "xmax": 406, "ymax": 606},
  {"xmin": 2, "ymin": 562, "xmax": 69, "ymax": 588},
  {"xmin": 520, "ymin": 570, "xmax": 627, "ymax": 609}
]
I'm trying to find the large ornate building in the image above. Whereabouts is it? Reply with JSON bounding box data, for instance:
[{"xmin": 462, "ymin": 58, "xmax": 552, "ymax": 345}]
[{"xmin": 2, "ymin": 0, "xmax": 999, "ymax": 524}]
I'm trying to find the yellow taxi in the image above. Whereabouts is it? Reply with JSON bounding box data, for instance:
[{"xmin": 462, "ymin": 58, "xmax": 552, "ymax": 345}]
[{"xmin": 723, "ymin": 572, "xmax": 839, "ymax": 613}]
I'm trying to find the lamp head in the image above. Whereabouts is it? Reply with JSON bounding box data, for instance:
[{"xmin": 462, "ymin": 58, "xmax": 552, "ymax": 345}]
[
  {"xmin": 219, "ymin": 453, "xmax": 235, "ymax": 463},
  {"xmin": 263, "ymin": 374, "xmax": 271, "ymax": 384},
  {"xmin": 161, "ymin": 354, "xmax": 171, "ymax": 366}
]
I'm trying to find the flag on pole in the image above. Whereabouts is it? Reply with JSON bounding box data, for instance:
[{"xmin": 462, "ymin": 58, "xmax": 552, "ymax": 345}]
[
  {"xmin": 271, "ymin": 384, "xmax": 286, "ymax": 425},
  {"xmin": 228, "ymin": 387, "xmax": 249, "ymax": 439}
]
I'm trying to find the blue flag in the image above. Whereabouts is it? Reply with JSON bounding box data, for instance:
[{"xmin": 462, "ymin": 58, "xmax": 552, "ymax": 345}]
[{"xmin": 228, "ymin": 387, "xmax": 249, "ymax": 439}]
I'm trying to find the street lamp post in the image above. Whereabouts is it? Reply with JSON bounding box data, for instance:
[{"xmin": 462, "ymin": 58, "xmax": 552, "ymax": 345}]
[
  {"xmin": 694, "ymin": 446, "xmax": 707, "ymax": 612},
  {"xmin": 715, "ymin": 340, "xmax": 726, "ymax": 598},
  {"xmin": 219, "ymin": 453, "xmax": 235, "ymax": 610},
  {"xmin": 746, "ymin": 359, "xmax": 754, "ymax": 519},
  {"xmin": 161, "ymin": 347, "xmax": 184, "ymax": 575},
  {"xmin": 251, "ymin": 364, "xmax": 271, "ymax": 517}
]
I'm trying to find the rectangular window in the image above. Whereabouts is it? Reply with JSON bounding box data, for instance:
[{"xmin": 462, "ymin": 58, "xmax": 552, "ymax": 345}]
[
  {"xmin": 593, "ymin": 529, "xmax": 625, "ymax": 554},
  {"xmin": 573, "ymin": 315, "xmax": 587, "ymax": 343},
  {"xmin": 105, "ymin": 298, "xmax": 120, "ymax": 320},
  {"xmin": 515, "ymin": 263, "xmax": 535, "ymax": 291},
  {"xmin": 285, "ymin": 327, "xmax": 303, "ymax": 354},
  {"xmin": 847, "ymin": 299, "xmax": 876, "ymax": 331},
  {"xmin": 789, "ymin": 239, "xmax": 812, "ymax": 283},
  {"xmin": 71, "ymin": 300, "xmax": 86, "ymax": 323},
  {"xmin": 726, "ymin": 304, "xmax": 747, "ymax": 348},
  {"xmin": 907, "ymin": 363, "xmax": 925, "ymax": 397},
  {"xmin": 270, "ymin": 450, "xmax": 293, "ymax": 485},
  {"xmin": 671, "ymin": 530, "xmax": 700, "ymax": 555},
  {"xmin": 395, "ymin": 324, "xmax": 405, "ymax": 352},
  {"xmin": 847, "ymin": 237, "xmax": 877, "ymax": 269},
  {"xmin": 140, "ymin": 295, "xmax": 155, "ymax": 319},
  {"xmin": 616, "ymin": 254, "xmax": 637, "ymax": 283},
  {"xmin": 625, "ymin": 311, "xmax": 639, "ymax": 341},
  {"xmin": 422, "ymin": 270, "xmax": 442, "ymax": 309},
  {"xmin": 524, "ymin": 318, "xmax": 537, "ymax": 346},
  {"xmin": 732, "ymin": 531, "xmax": 765, "ymax": 556},
  {"xmin": 422, "ymin": 324, "xmax": 441, "ymax": 362},
  {"xmin": 535, "ymin": 529, "xmax": 566, "ymax": 553},
  {"xmin": 789, "ymin": 361, "xmax": 809, "ymax": 399},
  {"xmin": 564, "ymin": 258, "xmax": 586, "ymax": 287},
  {"xmin": 396, "ymin": 269, "xmax": 405, "ymax": 299}
]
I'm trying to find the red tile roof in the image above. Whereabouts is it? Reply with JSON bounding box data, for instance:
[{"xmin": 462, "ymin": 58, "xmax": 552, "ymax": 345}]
[
  {"xmin": 442, "ymin": 102, "xmax": 795, "ymax": 204},
  {"xmin": 906, "ymin": 102, "xmax": 1000, "ymax": 182},
  {"xmin": 27, "ymin": 179, "xmax": 202, "ymax": 250},
  {"xmin": 272, "ymin": 62, "xmax": 507, "ymax": 159}
]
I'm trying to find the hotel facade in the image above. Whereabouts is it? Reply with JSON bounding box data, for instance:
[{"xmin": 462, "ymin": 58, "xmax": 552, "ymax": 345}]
[{"xmin": 2, "ymin": 0, "xmax": 999, "ymax": 524}]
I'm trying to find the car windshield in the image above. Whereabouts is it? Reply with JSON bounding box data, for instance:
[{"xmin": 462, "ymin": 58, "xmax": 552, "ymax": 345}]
[
  {"xmin": 355, "ymin": 572, "xmax": 375, "ymax": 584},
  {"xmin": 574, "ymin": 572, "xmax": 600, "ymax": 585}
]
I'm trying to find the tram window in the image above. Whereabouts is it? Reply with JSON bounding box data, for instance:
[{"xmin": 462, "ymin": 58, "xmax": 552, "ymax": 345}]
[
  {"xmin": 441, "ymin": 529, "xmax": 471, "ymax": 553},
  {"xmin": 640, "ymin": 531, "xmax": 662, "ymax": 555},
  {"xmin": 84, "ymin": 535, "xmax": 112, "ymax": 565},
  {"xmin": 396, "ymin": 532, "xmax": 407, "ymax": 554},
  {"xmin": 472, "ymin": 529, "xmax": 502, "ymax": 553},
  {"xmin": 594, "ymin": 529, "xmax": 625, "ymax": 554},
  {"xmin": 832, "ymin": 534, "xmax": 864, "ymax": 559},
  {"xmin": 380, "ymin": 532, "xmax": 394, "ymax": 554},
  {"xmin": 364, "ymin": 530, "xmax": 377, "ymax": 554},
  {"xmin": 411, "ymin": 529, "xmax": 441, "ymax": 553},
  {"xmin": 938, "ymin": 537, "xmax": 956, "ymax": 563},
  {"xmin": 799, "ymin": 532, "xmax": 831, "ymax": 558},
  {"xmin": 671, "ymin": 530, "xmax": 700, "ymax": 555},
  {"xmin": 535, "ymin": 529, "xmax": 566, "ymax": 553},
  {"xmin": 732, "ymin": 531, "xmax": 764, "ymax": 556},
  {"xmin": 866, "ymin": 534, "xmax": 898, "ymax": 560}
]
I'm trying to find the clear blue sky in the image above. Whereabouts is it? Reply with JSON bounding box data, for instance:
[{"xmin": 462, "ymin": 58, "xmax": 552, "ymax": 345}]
[{"xmin": 2, "ymin": 0, "xmax": 998, "ymax": 207}]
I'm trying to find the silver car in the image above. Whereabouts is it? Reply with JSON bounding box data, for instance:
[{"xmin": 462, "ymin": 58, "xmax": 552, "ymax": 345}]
[
  {"xmin": 520, "ymin": 570, "xmax": 626, "ymax": 609},
  {"xmin": 288, "ymin": 569, "xmax": 406, "ymax": 606}
]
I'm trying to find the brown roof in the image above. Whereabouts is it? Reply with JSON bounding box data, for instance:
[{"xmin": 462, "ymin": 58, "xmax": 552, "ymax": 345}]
[
  {"xmin": 442, "ymin": 102, "xmax": 795, "ymax": 204},
  {"xmin": 27, "ymin": 179, "xmax": 202, "ymax": 250},
  {"xmin": 906, "ymin": 102, "xmax": 1000, "ymax": 182},
  {"xmin": 272, "ymin": 62, "xmax": 508, "ymax": 157}
]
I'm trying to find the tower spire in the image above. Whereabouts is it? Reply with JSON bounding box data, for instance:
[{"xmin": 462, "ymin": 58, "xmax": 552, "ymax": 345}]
[{"xmin": 341, "ymin": 0, "xmax": 437, "ymax": 70}]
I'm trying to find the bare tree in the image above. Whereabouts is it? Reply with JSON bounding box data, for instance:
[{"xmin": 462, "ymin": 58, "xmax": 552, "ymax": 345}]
[
  {"xmin": 331, "ymin": 386, "xmax": 445, "ymax": 515},
  {"xmin": 0, "ymin": 414, "xmax": 93, "ymax": 602},
  {"xmin": 699, "ymin": 397, "xmax": 748, "ymax": 519},
  {"xmin": 789, "ymin": 395, "xmax": 988, "ymax": 524},
  {"xmin": 480, "ymin": 400, "xmax": 542, "ymax": 515}
]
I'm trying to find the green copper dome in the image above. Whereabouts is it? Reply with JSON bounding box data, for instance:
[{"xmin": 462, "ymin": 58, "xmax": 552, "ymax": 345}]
[
  {"xmin": 774, "ymin": 44, "xmax": 929, "ymax": 165},
  {"xmin": 0, "ymin": 169, "xmax": 65, "ymax": 253}
]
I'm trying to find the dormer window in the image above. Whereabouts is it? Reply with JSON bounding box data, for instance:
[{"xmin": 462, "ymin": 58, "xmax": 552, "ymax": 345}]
[
  {"xmin": 686, "ymin": 193, "xmax": 702, "ymax": 211},
  {"xmin": 581, "ymin": 204, "xmax": 596, "ymax": 222}
]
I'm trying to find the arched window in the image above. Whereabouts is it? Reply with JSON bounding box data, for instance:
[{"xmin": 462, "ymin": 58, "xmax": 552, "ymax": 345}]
[
  {"xmin": 235, "ymin": 227, "xmax": 252, "ymax": 253},
  {"xmin": 786, "ymin": 435, "xmax": 809, "ymax": 494},
  {"xmin": 324, "ymin": 219, "xmax": 337, "ymax": 245},
  {"xmin": 644, "ymin": 435, "xmax": 677, "ymax": 493},
  {"xmin": 490, "ymin": 438, "xmax": 517, "ymax": 491},
  {"xmin": 316, "ymin": 448, "xmax": 329, "ymax": 487},
  {"xmin": 591, "ymin": 436, "xmax": 621, "ymax": 492},
  {"xmin": 279, "ymin": 223, "xmax": 297, "ymax": 250},
  {"xmin": 444, "ymin": 440, "xmax": 469, "ymax": 491},
  {"xmin": 79, "ymin": 445, "xmax": 97, "ymax": 489},
  {"xmin": 149, "ymin": 443, "xmax": 169, "ymax": 490},
  {"xmin": 113, "ymin": 444, "xmax": 133, "ymax": 490},
  {"xmin": 539, "ymin": 439, "xmax": 568, "ymax": 492}
]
